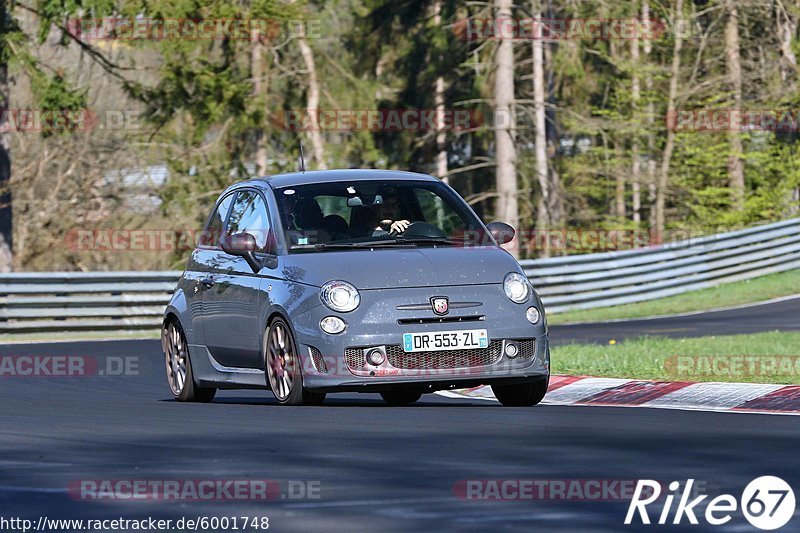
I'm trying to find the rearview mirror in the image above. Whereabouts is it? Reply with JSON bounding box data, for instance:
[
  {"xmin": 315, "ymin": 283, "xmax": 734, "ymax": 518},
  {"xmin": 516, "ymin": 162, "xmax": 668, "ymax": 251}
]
[
  {"xmin": 485, "ymin": 221, "xmax": 515, "ymax": 245},
  {"xmin": 221, "ymin": 233, "xmax": 261, "ymax": 272},
  {"xmin": 346, "ymin": 197, "xmax": 364, "ymax": 207},
  {"xmin": 347, "ymin": 194, "xmax": 382, "ymax": 207}
]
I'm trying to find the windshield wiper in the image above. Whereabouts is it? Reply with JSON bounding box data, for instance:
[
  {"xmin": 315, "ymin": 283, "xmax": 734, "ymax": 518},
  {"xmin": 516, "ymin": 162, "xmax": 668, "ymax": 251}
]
[
  {"xmin": 394, "ymin": 236, "xmax": 459, "ymax": 246},
  {"xmin": 290, "ymin": 237, "xmax": 466, "ymax": 252},
  {"xmin": 290, "ymin": 240, "xmax": 414, "ymax": 251}
]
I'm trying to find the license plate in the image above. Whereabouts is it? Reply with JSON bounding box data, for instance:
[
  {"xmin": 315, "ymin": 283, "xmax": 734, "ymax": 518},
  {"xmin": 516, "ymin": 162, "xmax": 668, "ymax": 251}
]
[{"xmin": 402, "ymin": 329, "xmax": 488, "ymax": 353}]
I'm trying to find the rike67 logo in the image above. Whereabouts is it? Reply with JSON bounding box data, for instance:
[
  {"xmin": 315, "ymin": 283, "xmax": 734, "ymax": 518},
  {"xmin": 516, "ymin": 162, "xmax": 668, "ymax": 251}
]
[{"xmin": 626, "ymin": 477, "xmax": 795, "ymax": 530}]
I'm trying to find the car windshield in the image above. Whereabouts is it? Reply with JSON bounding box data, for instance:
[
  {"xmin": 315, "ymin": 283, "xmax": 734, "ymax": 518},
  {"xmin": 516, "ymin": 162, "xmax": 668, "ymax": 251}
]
[{"xmin": 274, "ymin": 180, "xmax": 487, "ymax": 253}]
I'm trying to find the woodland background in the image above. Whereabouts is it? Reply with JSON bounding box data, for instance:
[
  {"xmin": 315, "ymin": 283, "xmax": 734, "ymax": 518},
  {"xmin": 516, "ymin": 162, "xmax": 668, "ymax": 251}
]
[{"xmin": 1, "ymin": 0, "xmax": 799, "ymax": 271}]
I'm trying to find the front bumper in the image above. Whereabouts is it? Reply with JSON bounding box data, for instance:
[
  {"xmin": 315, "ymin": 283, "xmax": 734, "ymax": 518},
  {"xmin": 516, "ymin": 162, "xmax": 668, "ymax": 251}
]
[{"xmin": 290, "ymin": 284, "xmax": 550, "ymax": 392}]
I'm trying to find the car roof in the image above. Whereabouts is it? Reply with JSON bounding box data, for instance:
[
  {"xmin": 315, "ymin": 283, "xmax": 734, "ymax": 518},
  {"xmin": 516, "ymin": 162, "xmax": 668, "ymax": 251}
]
[{"xmin": 249, "ymin": 169, "xmax": 438, "ymax": 189}]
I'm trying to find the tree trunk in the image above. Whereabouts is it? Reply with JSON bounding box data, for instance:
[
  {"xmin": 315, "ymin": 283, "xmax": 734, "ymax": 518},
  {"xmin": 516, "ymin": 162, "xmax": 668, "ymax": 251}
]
[
  {"xmin": 494, "ymin": 0, "xmax": 518, "ymax": 256},
  {"xmin": 655, "ymin": 0, "xmax": 684, "ymax": 243},
  {"xmin": 532, "ymin": 4, "xmax": 550, "ymax": 256},
  {"xmin": 435, "ymin": 75, "xmax": 448, "ymax": 182},
  {"xmin": 542, "ymin": 12, "xmax": 564, "ymax": 228},
  {"xmin": 433, "ymin": 0, "xmax": 448, "ymax": 183},
  {"xmin": 724, "ymin": 0, "xmax": 744, "ymax": 207},
  {"xmin": 615, "ymin": 142, "xmax": 625, "ymax": 218},
  {"xmin": 630, "ymin": 23, "xmax": 641, "ymax": 224},
  {"xmin": 777, "ymin": 0, "xmax": 798, "ymax": 82},
  {"xmin": 297, "ymin": 29, "xmax": 327, "ymax": 170},
  {"xmin": 643, "ymin": 1, "xmax": 657, "ymax": 228},
  {"xmin": 0, "ymin": 57, "xmax": 11, "ymax": 272},
  {"xmin": 777, "ymin": 1, "xmax": 797, "ymax": 216},
  {"xmin": 610, "ymin": 39, "xmax": 624, "ymax": 219},
  {"xmin": 251, "ymin": 29, "xmax": 269, "ymax": 176}
]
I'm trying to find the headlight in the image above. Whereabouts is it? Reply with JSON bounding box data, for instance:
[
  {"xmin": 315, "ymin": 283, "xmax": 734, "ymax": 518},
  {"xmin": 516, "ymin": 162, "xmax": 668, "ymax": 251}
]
[
  {"xmin": 526, "ymin": 306, "xmax": 541, "ymax": 324},
  {"xmin": 503, "ymin": 272, "xmax": 530, "ymax": 303},
  {"xmin": 320, "ymin": 280, "xmax": 360, "ymax": 312}
]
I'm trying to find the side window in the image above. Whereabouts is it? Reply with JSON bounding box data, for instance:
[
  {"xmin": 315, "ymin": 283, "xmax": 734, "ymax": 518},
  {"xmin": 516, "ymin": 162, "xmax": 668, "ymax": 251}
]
[
  {"xmin": 316, "ymin": 195, "xmax": 352, "ymax": 224},
  {"xmin": 200, "ymin": 193, "xmax": 234, "ymax": 247},
  {"xmin": 226, "ymin": 190, "xmax": 273, "ymax": 252},
  {"xmin": 413, "ymin": 188, "xmax": 462, "ymax": 235}
]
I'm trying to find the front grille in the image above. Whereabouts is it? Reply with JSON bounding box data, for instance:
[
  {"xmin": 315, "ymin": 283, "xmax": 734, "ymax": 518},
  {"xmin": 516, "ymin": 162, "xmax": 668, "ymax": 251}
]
[
  {"xmin": 345, "ymin": 340, "xmax": 504, "ymax": 371},
  {"xmin": 344, "ymin": 347, "xmax": 364, "ymax": 369},
  {"xmin": 518, "ymin": 339, "xmax": 536, "ymax": 359},
  {"xmin": 309, "ymin": 346, "xmax": 328, "ymax": 373},
  {"xmin": 397, "ymin": 315, "xmax": 485, "ymax": 325}
]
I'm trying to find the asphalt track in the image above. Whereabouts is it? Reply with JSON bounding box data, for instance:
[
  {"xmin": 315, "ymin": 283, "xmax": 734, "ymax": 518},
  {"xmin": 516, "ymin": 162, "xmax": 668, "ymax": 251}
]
[
  {"xmin": 550, "ymin": 295, "xmax": 800, "ymax": 345},
  {"xmin": 1, "ymin": 299, "xmax": 799, "ymax": 532}
]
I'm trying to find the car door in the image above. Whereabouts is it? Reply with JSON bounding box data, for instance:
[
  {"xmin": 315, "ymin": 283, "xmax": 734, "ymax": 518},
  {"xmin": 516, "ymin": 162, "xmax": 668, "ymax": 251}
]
[
  {"xmin": 188, "ymin": 191, "xmax": 236, "ymax": 347},
  {"xmin": 201, "ymin": 188, "xmax": 274, "ymax": 369}
]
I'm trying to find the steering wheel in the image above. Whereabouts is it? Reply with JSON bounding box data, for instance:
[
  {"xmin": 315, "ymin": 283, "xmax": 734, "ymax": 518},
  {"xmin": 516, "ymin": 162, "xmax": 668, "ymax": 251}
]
[{"xmin": 402, "ymin": 221, "xmax": 447, "ymax": 239}]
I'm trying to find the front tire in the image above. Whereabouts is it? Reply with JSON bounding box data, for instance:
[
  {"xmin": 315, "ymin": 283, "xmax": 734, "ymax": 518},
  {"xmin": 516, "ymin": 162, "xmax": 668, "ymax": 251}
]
[
  {"xmin": 491, "ymin": 377, "xmax": 548, "ymax": 407},
  {"xmin": 265, "ymin": 318, "xmax": 326, "ymax": 406},
  {"xmin": 164, "ymin": 320, "xmax": 217, "ymax": 403}
]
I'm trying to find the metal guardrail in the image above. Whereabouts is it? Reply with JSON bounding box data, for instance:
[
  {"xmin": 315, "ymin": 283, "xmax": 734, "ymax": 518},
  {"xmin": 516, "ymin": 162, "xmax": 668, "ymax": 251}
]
[
  {"xmin": 0, "ymin": 271, "xmax": 180, "ymax": 333},
  {"xmin": 520, "ymin": 217, "xmax": 800, "ymax": 314},
  {"xmin": 1, "ymin": 218, "xmax": 798, "ymax": 333}
]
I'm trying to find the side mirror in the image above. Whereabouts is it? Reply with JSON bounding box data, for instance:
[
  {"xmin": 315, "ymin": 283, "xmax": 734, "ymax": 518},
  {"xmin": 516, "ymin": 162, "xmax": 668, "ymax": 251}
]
[
  {"xmin": 221, "ymin": 233, "xmax": 261, "ymax": 273},
  {"xmin": 486, "ymin": 221, "xmax": 515, "ymax": 245}
]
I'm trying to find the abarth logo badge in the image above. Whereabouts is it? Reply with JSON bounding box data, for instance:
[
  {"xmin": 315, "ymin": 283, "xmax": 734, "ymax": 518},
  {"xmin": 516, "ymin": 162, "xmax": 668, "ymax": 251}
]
[{"xmin": 431, "ymin": 297, "xmax": 449, "ymax": 315}]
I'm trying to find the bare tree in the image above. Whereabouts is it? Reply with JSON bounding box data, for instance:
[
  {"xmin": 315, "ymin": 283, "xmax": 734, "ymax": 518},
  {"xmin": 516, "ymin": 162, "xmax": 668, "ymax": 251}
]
[
  {"xmin": 298, "ymin": 27, "xmax": 327, "ymax": 170},
  {"xmin": 433, "ymin": 0, "xmax": 448, "ymax": 183},
  {"xmin": 252, "ymin": 29, "xmax": 269, "ymax": 176},
  {"xmin": 0, "ymin": 59, "xmax": 10, "ymax": 272},
  {"xmin": 777, "ymin": 0, "xmax": 799, "ymax": 215},
  {"xmin": 631, "ymin": 18, "xmax": 641, "ymax": 224},
  {"xmin": 494, "ymin": 0, "xmax": 518, "ymax": 256},
  {"xmin": 724, "ymin": 0, "xmax": 745, "ymax": 207},
  {"xmin": 643, "ymin": 0, "xmax": 657, "ymax": 228},
  {"xmin": 532, "ymin": 2, "xmax": 550, "ymax": 253},
  {"xmin": 655, "ymin": 0, "xmax": 685, "ymax": 243},
  {"xmin": 777, "ymin": 0, "xmax": 798, "ymax": 82},
  {"xmin": 542, "ymin": 26, "xmax": 564, "ymax": 228},
  {"xmin": 611, "ymin": 41, "xmax": 625, "ymax": 219}
]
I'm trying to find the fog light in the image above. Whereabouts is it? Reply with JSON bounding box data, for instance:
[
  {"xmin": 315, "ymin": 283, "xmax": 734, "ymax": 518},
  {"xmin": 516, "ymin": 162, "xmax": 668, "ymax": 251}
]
[
  {"xmin": 320, "ymin": 316, "xmax": 346, "ymax": 334},
  {"xmin": 366, "ymin": 348, "xmax": 386, "ymax": 366},
  {"xmin": 526, "ymin": 306, "xmax": 541, "ymax": 324},
  {"xmin": 505, "ymin": 342, "xmax": 519, "ymax": 358}
]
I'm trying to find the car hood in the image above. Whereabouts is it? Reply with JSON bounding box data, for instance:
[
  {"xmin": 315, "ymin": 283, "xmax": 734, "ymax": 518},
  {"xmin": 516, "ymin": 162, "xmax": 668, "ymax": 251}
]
[{"xmin": 284, "ymin": 246, "xmax": 520, "ymax": 289}]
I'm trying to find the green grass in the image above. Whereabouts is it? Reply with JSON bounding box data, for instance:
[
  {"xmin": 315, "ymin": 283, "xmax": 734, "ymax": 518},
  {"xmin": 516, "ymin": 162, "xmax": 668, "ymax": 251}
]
[
  {"xmin": 552, "ymin": 331, "xmax": 800, "ymax": 384},
  {"xmin": 548, "ymin": 268, "xmax": 800, "ymax": 324}
]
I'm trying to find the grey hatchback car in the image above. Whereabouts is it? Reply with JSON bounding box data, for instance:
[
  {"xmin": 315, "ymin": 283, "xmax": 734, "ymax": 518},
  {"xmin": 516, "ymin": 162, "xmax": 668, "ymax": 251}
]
[{"xmin": 162, "ymin": 169, "xmax": 550, "ymax": 406}]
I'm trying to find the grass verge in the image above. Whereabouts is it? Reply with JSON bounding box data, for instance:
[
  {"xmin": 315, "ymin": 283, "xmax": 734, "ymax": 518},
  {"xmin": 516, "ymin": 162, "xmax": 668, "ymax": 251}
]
[
  {"xmin": 547, "ymin": 268, "xmax": 800, "ymax": 324},
  {"xmin": 551, "ymin": 331, "xmax": 800, "ymax": 384}
]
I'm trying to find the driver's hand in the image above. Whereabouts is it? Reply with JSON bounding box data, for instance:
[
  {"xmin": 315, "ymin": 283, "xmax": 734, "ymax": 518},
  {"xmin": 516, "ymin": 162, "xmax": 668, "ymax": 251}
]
[{"xmin": 389, "ymin": 220, "xmax": 411, "ymax": 234}]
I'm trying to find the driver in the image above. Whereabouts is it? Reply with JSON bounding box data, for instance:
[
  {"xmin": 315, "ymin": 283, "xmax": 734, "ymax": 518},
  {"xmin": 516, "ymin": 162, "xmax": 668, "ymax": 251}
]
[{"xmin": 368, "ymin": 189, "xmax": 410, "ymax": 235}]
